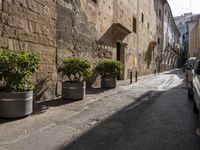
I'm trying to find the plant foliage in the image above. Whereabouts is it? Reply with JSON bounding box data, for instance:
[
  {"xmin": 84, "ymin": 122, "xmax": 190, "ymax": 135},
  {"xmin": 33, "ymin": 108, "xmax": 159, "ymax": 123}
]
[
  {"xmin": 97, "ymin": 59, "xmax": 123, "ymax": 77},
  {"xmin": 0, "ymin": 49, "xmax": 40, "ymax": 92},
  {"xmin": 59, "ymin": 58, "xmax": 92, "ymax": 82}
]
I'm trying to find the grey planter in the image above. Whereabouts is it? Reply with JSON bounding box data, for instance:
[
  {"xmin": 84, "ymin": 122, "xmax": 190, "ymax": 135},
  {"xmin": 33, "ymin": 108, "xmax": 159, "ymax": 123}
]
[
  {"xmin": 101, "ymin": 76, "xmax": 117, "ymax": 89},
  {"xmin": 62, "ymin": 81, "xmax": 86, "ymax": 100},
  {"xmin": 0, "ymin": 91, "xmax": 33, "ymax": 118}
]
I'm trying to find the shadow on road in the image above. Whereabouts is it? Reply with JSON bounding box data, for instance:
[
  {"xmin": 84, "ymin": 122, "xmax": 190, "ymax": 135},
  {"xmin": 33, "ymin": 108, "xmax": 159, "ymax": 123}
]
[
  {"xmin": 32, "ymin": 87, "xmax": 110, "ymax": 116},
  {"xmin": 0, "ymin": 87, "xmax": 111, "ymax": 124},
  {"xmin": 59, "ymin": 81, "xmax": 200, "ymax": 150}
]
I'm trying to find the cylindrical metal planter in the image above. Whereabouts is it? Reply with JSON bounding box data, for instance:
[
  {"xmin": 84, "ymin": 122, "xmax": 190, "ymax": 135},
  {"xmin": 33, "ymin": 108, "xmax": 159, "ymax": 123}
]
[
  {"xmin": 101, "ymin": 76, "xmax": 117, "ymax": 89},
  {"xmin": 62, "ymin": 81, "xmax": 86, "ymax": 100},
  {"xmin": 0, "ymin": 91, "xmax": 33, "ymax": 118}
]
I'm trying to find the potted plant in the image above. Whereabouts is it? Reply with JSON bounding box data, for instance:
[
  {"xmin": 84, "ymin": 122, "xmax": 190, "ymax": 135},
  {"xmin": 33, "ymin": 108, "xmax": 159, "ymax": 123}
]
[
  {"xmin": 97, "ymin": 59, "xmax": 123, "ymax": 89},
  {"xmin": 0, "ymin": 49, "xmax": 40, "ymax": 118},
  {"xmin": 59, "ymin": 58, "xmax": 92, "ymax": 100}
]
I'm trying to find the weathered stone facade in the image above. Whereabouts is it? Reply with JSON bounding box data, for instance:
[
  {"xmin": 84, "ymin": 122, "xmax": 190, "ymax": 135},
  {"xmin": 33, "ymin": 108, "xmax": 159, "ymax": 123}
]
[
  {"xmin": 154, "ymin": 0, "xmax": 165, "ymax": 72},
  {"xmin": 0, "ymin": 0, "xmax": 181, "ymax": 101},
  {"xmin": 0, "ymin": 0, "xmax": 58, "ymax": 100},
  {"xmin": 188, "ymin": 20, "xmax": 200, "ymax": 57},
  {"xmin": 162, "ymin": 2, "xmax": 181, "ymax": 70}
]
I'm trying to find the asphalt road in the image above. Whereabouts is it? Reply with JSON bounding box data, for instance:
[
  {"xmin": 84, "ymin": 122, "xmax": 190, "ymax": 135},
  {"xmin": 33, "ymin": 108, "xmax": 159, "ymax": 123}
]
[
  {"xmin": 1, "ymin": 70, "xmax": 200, "ymax": 150},
  {"xmin": 62, "ymin": 70, "xmax": 200, "ymax": 150}
]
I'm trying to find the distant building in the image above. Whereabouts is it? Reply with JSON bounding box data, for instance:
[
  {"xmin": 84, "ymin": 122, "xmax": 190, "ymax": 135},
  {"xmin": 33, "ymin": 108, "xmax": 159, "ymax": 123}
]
[
  {"xmin": 162, "ymin": 2, "xmax": 181, "ymax": 70},
  {"xmin": 187, "ymin": 15, "xmax": 200, "ymax": 57},
  {"xmin": 174, "ymin": 13, "xmax": 200, "ymax": 61}
]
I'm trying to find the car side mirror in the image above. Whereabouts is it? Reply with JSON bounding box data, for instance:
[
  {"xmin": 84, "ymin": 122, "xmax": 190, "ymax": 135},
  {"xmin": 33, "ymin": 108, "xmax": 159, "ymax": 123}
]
[{"xmin": 195, "ymin": 60, "xmax": 200, "ymax": 75}]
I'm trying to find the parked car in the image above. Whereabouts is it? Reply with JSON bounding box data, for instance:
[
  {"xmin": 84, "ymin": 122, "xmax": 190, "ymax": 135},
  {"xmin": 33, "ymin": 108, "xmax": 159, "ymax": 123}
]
[
  {"xmin": 192, "ymin": 59, "xmax": 200, "ymax": 113},
  {"xmin": 186, "ymin": 57, "xmax": 196, "ymax": 99},
  {"xmin": 188, "ymin": 51, "xmax": 200, "ymax": 113},
  {"xmin": 185, "ymin": 57, "xmax": 196, "ymax": 84}
]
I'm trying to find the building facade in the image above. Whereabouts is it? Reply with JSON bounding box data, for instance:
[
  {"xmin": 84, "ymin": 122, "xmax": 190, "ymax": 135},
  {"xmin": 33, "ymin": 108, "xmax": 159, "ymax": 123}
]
[
  {"xmin": 162, "ymin": 2, "xmax": 181, "ymax": 70},
  {"xmin": 187, "ymin": 18, "xmax": 200, "ymax": 57},
  {"xmin": 154, "ymin": 0, "xmax": 165, "ymax": 73},
  {"xmin": 0, "ymin": 0, "xmax": 180, "ymax": 101},
  {"xmin": 174, "ymin": 13, "xmax": 200, "ymax": 62}
]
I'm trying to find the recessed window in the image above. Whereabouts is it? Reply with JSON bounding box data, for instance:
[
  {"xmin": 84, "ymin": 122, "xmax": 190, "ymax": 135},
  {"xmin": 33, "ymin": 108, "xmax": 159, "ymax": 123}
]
[
  {"xmin": 147, "ymin": 22, "xmax": 149, "ymax": 29},
  {"xmin": 158, "ymin": 38, "xmax": 160, "ymax": 45},
  {"xmin": 159, "ymin": 9, "xmax": 162, "ymax": 18},
  {"xmin": 141, "ymin": 13, "xmax": 144, "ymax": 23},
  {"xmin": 133, "ymin": 16, "xmax": 137, "ymax": 33},
  {"xmin": 92, "ymin": 0, "xmax": 97, "ymax": 3}
]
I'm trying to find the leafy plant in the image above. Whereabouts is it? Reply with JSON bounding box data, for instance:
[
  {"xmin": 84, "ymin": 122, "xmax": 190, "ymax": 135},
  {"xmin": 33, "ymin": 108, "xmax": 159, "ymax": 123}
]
[
  {"xmin": 0, "ymin": 49, "xmax": 40, "ymax": 92},
  {"xmin": 59, "ymin": 58, "xmax": 92, "ymax": 82},
  {"xmin": 97, "ymin": 59, "xmax": 123, "ymax": 77}
]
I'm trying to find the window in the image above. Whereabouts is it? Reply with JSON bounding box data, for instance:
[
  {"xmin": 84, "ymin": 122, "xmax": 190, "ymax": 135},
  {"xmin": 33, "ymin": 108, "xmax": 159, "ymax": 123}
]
[
  {"xmin": 157, "ymin": 38, "xmax": 160, "ymax": 45},
  {"xmin": 141, "ymin": 13, "xmax": 144, "ymax": 23},
  {"xmin": 92, "ymin": 0, "xmax": 97, "ymax": 3},
  {"xmin": 147, "ymin": 22, "xmax": 149, "ymax": 29},
  {"xmin": 133, "ymin": 16, "xmax": 137, "ymax": 33},
  {"xmin": 159, "ymin": 9, "xmax": 162, "ymax": 18}
]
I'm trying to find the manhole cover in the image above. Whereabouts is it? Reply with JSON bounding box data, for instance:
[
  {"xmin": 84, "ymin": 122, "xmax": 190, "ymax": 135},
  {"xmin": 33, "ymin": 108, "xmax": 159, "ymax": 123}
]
[{"xmin": 196, "ymin": 128, "xmax": 200, "ymax": 136}]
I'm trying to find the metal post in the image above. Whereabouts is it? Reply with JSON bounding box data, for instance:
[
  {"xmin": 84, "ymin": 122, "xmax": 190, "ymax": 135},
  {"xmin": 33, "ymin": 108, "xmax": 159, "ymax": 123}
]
[
  {"xmin": 135, "ymin": 71, "xmax": 138, "ymax": 82},
  {"xmin": 130, "ymin": 72, "xmax": 133, "ymax": 84}
]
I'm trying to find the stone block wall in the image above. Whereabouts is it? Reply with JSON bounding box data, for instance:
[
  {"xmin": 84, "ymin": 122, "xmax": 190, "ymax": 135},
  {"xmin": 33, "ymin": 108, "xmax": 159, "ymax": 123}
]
[
  {"xmin": 154, "ymin": 0, "xmax": 164, "ymax": 73},
  {"xmin": 189, "ymin": 20, "xmax": 200, "ymax": 57},
  {"xmin": 0, "ymin": 0, "xmax": 58, "ymax": 100},
  {"xmin": 0, "ymin": 0, "xmax": 116, "ymax": 100},
  {"xmin": 0, "ymin": 0, "xmax": 180, "ymax": 101},
  {"xmin": 136, "ymin": 0, "xmax": 158, "ymax": 75}
]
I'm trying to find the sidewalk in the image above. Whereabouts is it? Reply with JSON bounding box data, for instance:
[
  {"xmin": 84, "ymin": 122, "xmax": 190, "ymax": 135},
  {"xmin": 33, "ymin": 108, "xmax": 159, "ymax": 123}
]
[{"xmin": 0, "ymin": 73, "xmax": 157, "ymax": 149}]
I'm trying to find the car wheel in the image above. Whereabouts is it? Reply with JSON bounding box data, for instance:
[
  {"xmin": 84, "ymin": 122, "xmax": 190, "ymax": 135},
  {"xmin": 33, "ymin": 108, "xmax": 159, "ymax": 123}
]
[
  {"xmin": 188, "ymin": 87, "xmax": 194, "ymax": 99},
  {"xmin": 193, "ymin": 101, "xmax": 199, "ymax": 114}
]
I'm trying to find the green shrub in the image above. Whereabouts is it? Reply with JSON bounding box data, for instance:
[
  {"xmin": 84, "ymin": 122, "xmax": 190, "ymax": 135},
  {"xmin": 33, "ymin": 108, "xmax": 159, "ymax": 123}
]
[
  {"xmin": 59, "ymin": 58, "xmax": 92, "ymax": 82},
  {"xmin": 97, "ymin": 59, "xmax": 123, "ymax": 77},
  {"xmin": 0, "ymin": 49, "xmax": 40, "ymax": 92}
]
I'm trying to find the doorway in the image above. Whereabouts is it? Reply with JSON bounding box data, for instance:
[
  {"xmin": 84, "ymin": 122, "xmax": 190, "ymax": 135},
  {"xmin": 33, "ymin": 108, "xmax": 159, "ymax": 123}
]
[{"xmin": 116, "ymin": 42, "xmax": 126, "ymax": 80}]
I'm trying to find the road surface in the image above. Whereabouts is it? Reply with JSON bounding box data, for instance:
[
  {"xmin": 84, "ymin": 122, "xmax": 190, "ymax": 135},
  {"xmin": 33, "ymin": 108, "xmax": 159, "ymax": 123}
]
[{"xmin": 1, "ymin": 69, "xmax": 200, "ymax": 150}]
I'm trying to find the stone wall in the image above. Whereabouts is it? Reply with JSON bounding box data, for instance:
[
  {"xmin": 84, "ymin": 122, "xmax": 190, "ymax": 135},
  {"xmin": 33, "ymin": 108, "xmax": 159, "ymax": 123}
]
[
  {"xmin": 189, "ymin": 20, "xmax": 200, "ymax": 57},
  {"xmin": 0, "ymin": 0, "xmax": 58, "ymax": 100},
  {"xmin": 154, "ymin": 0, "xmax": 164, "ymax": 73},
  {"xmin": 0, "ymin": 0, "xmax": 180, "ymax": 101},
  {"xmin": 136, "ymin": 0, "xmax": 157, "ymax": 75},
  {"xmin": 162, "ymin": 2, "xmax": 181, "ymax": 70},
  {"xmin": 0, "ymin": 0, "xmax": 116, "ymax": 100}
]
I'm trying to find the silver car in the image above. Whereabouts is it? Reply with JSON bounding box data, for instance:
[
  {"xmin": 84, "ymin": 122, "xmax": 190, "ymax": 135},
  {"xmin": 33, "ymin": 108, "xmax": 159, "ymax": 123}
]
[
  {"xmin": 186, "ymin": 57, "xmax": 196, "ymax": 99},
  {"xmin": 189, "ymin": 55, "xmax": 200, "ymax": 113}
]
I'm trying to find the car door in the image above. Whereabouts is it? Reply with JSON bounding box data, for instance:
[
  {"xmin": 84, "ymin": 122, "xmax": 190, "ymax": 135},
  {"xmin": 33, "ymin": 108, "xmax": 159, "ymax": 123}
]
[{"xmin": 193, "ymin": 60, "xmax": 200, "ymax": 109}]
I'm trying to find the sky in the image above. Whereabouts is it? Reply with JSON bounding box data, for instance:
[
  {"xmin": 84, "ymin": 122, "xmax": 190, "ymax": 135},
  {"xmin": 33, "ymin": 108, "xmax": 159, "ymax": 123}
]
[{"xmin": 168, "ymin": 0, "xmax": 200, "ymax": 17}]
